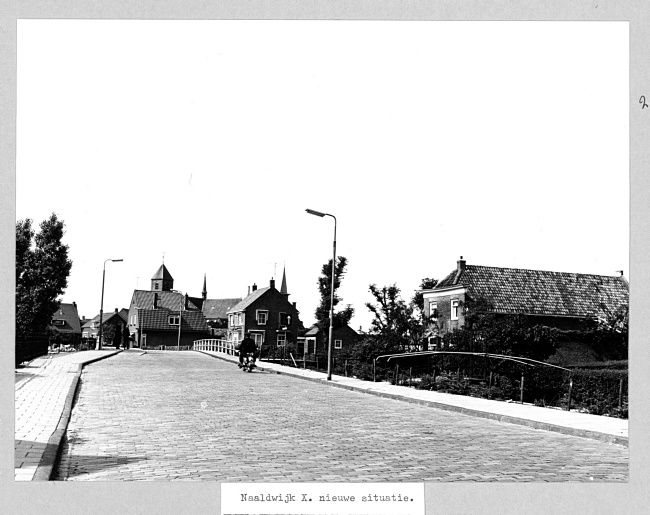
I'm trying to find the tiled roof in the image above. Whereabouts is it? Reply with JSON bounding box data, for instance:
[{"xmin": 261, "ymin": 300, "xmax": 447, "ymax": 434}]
[
  {"xmin": 434, "ymin": 264, "xmax": 628, "ymax": 318},
  {"xmin": 82, "ymin": 309, "xmax": 128, "ymax": 329},
  {"xmin": 227, "ymin": 287, "xmax": 271, "ymax": 313},
  {"xmin": 138, "ymin": 308, "xmax": 209, "ymax": 332},
  {"xmin": 203, "ymin": 298, "xmax": 242, "ymax": 319},
  {"xmin": 304, "ymin": 324, "xmax": 321, "ymax": 336},
  {"xmin": 50, "ymin": 302, "xmax": 81, "ymax": 333},
  {"xmin": 151, "ymin": 264, "xmax": 173, "ymax": 281},
  {"xmin": 130, "ymin": 290, "xmax": 200, "ymax": 311}
]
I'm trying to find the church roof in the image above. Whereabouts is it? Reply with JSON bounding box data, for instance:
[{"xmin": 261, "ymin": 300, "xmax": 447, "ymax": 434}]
[{"xmin": 151, "ymin": 264, "xmax": 173, "ymax": 281}]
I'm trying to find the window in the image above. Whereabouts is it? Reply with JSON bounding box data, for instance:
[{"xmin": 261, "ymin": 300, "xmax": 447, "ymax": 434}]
[
  {"xmin": 279, "ymin": 312, "xmax": 292, "ymax": 327},
  {"xmin": 256, "ymin": 310, "xmax": 268, "ymax": 325},
  {"xmin": 451, "ymin": 300, "xmax": 459, "ymax": 320},
  {"xmin": 251, "ymin": 332, "xmax": 264, "ymax": 346},
  {"xmin": 334, "ymin": 339, "xmax": 342, "ymax": 349},
  {"xmin": 51, "ymin": 319, "xmax": 66, "ymax": 326},
  {"xmin": 169, "ymin": 316, "xmax": 180, "ymax": 325},
  {"xmin": 428, "ymin": 302, "xmax": 438, "ymax": 320},
  {"xmin": 238, "ymin": 313, "xmax": 244, "ymax": 325},
  {"xmin": 277, "ymin": 333, "xmax": 286, "ymax": 347},
  {"xmin": 154, "ymin": 283, "xmax": 159, "ymax": 290}
]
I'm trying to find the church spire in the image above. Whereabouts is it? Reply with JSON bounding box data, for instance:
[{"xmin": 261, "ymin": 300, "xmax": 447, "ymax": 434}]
[
  {"xmin": 280, "ymin": 266, "xmax": 288, "ymax": 297},
  {"xmin": 202, "ymin": 273, "xmax": 207, "ymax": 300}
]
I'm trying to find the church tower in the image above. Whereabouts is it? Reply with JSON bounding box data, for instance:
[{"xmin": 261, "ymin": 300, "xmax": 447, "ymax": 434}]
[{"xmin": 151, "ymin": 263, "xmax": 174, "ymax": 291}]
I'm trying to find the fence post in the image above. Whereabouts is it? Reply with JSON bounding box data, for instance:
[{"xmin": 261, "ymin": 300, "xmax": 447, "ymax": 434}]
[
  {"xmin": 567, "ymin": 376, "xmax": 573, "ymax": 412},
  {"xmin": 520, "ymin": 372, "xmax": 525, "ymax": 404},
  {"xmin": 618, "ymin": 378, "xmax": 624, "ymax": 417},
  {"xmin": 488, "ymin": 371, "xmax": 493, "ymax": 399},
  {"xmin": 409, "ymin": 367, "xmax": 412, "ymax": 387},
  {"xmin": 373, "ymin": 359, "xmax": 376, "ymax": 382},
  {"xmin": 395, "ymin": 364, "xmax": 399, "ymax": 385},
  {"xmin": 345, "ymin": 360, "xmax": 348, "ymax": 377}
]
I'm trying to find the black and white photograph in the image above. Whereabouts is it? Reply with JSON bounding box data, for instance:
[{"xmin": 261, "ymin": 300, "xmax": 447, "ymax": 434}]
[{"xmin": 5, "ymin": 2, "xmax": 650, "ymax": 514}]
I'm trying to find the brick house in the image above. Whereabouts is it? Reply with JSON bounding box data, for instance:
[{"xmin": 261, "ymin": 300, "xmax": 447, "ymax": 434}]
[
  {"xmin": 82, "ymin": 308, "xmax": 129, "ymax": 346},
  {"xmin": 420, "ymin": 256, "xmax": 629, "ymax": 351},
  {"xmin": 227, "ymin": 271, "xmax": 304, "ymax": 355},
  {"xmin": 127, "ymin": 264, "xmax": 209, "ymax": 348},
  {"xmin": 49, "ymin": 302, "xmax": 82, "ymax": 345},
  {"xmin": 301, "ymin": 323, "xmax": 361, "ymax": 358}
]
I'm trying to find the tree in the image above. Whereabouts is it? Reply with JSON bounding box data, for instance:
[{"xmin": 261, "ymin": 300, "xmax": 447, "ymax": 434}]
[
  {"xmin": 314, "ymin": 256, "xmax": 354, "ymax": 329},
  {"xmin": 408, "ymin": 278, "xmax": 438, "ymax": 348},
  {"xmin": 16, "ymin": 214, "xmax": 73, "ymax": 338},
  {"xmin": 365, "ymin": 284, "xmax": 413, "ymax": 352},
  {"xmin": 588, "ymin": 303, "xmax": 628, "ymax": 360}
]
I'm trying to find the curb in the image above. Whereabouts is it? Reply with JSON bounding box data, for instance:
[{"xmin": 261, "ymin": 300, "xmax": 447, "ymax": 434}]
[
  {"xmin": 32, "ymin": 350, "xmax": 123, "ymax": 481},
  {"xmin": 196, "ymin": 351, "xmax": 628, "ymax": 447}
]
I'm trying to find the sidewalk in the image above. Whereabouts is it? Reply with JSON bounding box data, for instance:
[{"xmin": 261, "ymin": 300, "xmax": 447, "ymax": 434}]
[
  {"xmin": 14, "ymin": 349, "xmax": 123, "ymax": 481},
  {"xmin": 199, "ymin": 351, "xmax": 628, "ymax": 447}
]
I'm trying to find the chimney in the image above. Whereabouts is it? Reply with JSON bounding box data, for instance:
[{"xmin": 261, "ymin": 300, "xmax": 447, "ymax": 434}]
[
  {"xmin": 293, "ymin": 302, "xmax": 296, "ymax": 308},
  {"xmin": 184, "ymin": 293, "xmax": 189, "ymax": 310},
  {"xmin": 114, "ymin": 308, "xmax": 118, "ymax": 314},
  {"xmin": 252, "ymin": 283, "xmax": 257, "ymax": 292},
  {"xmin": 73, "ymin": 301, "xmax": 77, "ymax": 307},
  {"xmin": 457, "ymin": 256, "xmax": 466, "ymax": 272},
  {"xmin": 153, "ymin": 292, "xmax": 159, "ymax": 309},
  {"xmin": 270, "ymin": 278, "xmax": 276, "ymax": 289},
  {"xmin": 248, "ymin": 286, "xmax": 251, "ymax": 295}
]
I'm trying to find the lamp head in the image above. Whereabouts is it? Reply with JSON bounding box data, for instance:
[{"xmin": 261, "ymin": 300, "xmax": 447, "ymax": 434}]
[{"xmin": 305, "ymin": 208, "xmax": 326, "ymax": 217}]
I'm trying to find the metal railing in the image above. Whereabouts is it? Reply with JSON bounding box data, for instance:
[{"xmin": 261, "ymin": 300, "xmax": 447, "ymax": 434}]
[{"xmin": 193, "ymin": 339, "xmax": 236, "ymax": 355}]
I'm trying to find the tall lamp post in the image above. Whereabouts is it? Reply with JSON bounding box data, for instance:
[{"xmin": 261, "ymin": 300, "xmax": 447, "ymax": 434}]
[
  {"xmin": 98, "ymin": 258, "xmax": 123, "ymax": 350},
  {"xmin": 306, "ymin": 208, "xmax": 336, "ymax": 381},
  {"xmin": 171, "ymin": 289, "xmax": 183, "ymax": 351}
]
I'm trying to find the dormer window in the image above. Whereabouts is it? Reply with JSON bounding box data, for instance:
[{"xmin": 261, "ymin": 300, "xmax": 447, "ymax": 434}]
[
  {"xmin": 169, "ymin": 316, "xmax": 180, "ymax": 326},
  {"xmin": 51, "ymin": 319, "xmax": 66, "ymax": 326}
]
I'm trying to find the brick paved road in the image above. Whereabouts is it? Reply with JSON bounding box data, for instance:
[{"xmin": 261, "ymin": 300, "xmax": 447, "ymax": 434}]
[{"xmin": 54, "ymin": 351, "xmax": 628, "ymax": 481}]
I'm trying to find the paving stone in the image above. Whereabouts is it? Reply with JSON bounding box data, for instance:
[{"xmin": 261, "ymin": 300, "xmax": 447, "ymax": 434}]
[{"xmin": 53, "ymin": 351, "xmax": 628, "ymax": 482}]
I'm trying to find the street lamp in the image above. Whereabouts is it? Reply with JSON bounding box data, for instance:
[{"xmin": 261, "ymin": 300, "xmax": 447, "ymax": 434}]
[
  {"xmin": 97, "ymin": 258, "xmax": 123, "ymax": 350},
  {"xmin": 171, "ymin": 289, "xmax": 183, "ymax": 351},
  {"xmin": 305, "ymin": 208, "xmax": 336, "ymax": 381}
]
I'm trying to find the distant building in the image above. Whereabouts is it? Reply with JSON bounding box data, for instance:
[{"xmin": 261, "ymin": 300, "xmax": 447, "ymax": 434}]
[
  {"xmin": 82, "ymin": 308, "xmax": 129, "ymax": 346},
  {"xmin": 49, "ymin": 302, "xmax": 82, "ymax": 345},
  {"xmin": 128, "ymin": 264, "xmax": 242, "ymax": 347},
  {"xmin": 301, "ymin": 323, "xmax": 361, "ymax": 358},
  {"xmin": 227, "ymin": 269, "xmax": 304, "ymax": 355}
]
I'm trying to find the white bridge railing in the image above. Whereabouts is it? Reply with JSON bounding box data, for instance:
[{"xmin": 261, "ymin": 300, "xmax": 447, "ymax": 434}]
[{"xmin": 193, "ymin": 339, "xmax": 236, "ymax": 355}]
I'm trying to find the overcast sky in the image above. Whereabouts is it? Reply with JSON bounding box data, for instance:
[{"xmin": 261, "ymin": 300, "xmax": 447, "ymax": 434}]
[{"xmin": 16, "ymin": 20, "xmax": 629, "ymax": 331}]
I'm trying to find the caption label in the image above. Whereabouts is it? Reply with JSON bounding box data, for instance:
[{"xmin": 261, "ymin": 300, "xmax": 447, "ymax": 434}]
[{"xmin": 221, "ymin": 482, "xmax": 425, "ymax": 515}]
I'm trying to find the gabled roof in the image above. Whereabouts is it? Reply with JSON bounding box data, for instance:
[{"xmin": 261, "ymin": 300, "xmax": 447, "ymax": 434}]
[
  {"xmin": 304, "ymin": 322, "xmax": 359, "ymax": 337},
  {"xmin": 51, "ymin": 302, "xmax": 82, "ymax": 334},
  {"xmin": 82, "ymin": 309, "xmax": 129, "ymax": 329},
  {"xmin": 130, "ymin": 290, "xmax": 200, "ymax": 311},
  {"xmin": 203, "ymin": 298, "xmax": 243, "ymax": 319},
  {"xmin": 151, "ymin": 264, "xmax": 173, "ymax": 281},
  {"xmin": 433, "ymin": 263, "xmax": 628, "ymax": 319},
  {"xmin": 227, "ymin": 287, "xmax": 271, "ymax": 314},
  {"xmin": 138, "ymin": 308, "xmax": 209, "ymax": 332}
]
